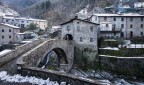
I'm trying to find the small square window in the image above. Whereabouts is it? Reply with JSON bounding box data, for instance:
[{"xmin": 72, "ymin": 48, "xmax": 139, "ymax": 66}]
[
  {"xmin": 90, "ymin": 38, "xmax": 94, "ymax": 42},
  {"xmin": 113, "ymin": 18, "xmax": 116, "ymax": 21},
  {"xmin": 80, "ymin": 37, "xmax": 83, "ymax": 42},
  {"xmin": 121, "ymin": 18, "xmax": 124, "ymax": 21},
  {"xmin": 9, "ymin": 29, "xmax": 11, "ymax": 32},
  {"xmin": 106, "ymin": 24, "xmax": 109, "ymax": 27},
  {"xmin": 9, "ymin": 36, "xmax": 11, "ymax": 38},
  {"xmin": 130, "ymin": 25, "xmax": 133, "ymax": 28},
  {"xmin": 141, "ymin": 32, "xmax": 143, "ymax": 35},
  {"xmin": 90, "ymin": 26, "xmax": 93, "ymax": 32},
  {"xmin": 141, "ymin": 17, "xmax": 143, "ymax": 21},
  {"xmin": 104, "ymin": 17, "xmax": 107, "ymax": 21},
  {"xmin": 141, "ymin": 24, "xmax": 143, "ymax": 28},
  {"xmin": 121, "ymin": 24, "xmax": 124, "ymax": 28},
  {"xmin": 2, "ymin": 36, "xmax": 4, "ymax": 39},
  {"xmin": 2, "ymin": 29, "xmax": 4, "ymax": 32}
]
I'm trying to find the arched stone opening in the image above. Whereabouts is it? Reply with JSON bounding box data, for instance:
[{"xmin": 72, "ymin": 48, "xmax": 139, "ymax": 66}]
[
  {"xmin": 63, "ymin": 34, "xmax": 73, "ymax": 40},
  {"xmin": 38, "ymin": 48, "xmax": 68, "ymax": 70}
]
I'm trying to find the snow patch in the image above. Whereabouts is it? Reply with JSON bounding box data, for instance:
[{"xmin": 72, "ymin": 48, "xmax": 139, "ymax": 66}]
[
  {"xmin": 99, "ymin": 47, "xmax": 119, "ymax": 50},
  {"xmin": 0, "ymin": 49, "xmax": 12, "ymax": 56},
  {"xmin": 0, "ymin": 71, "xmax": 65, "ymax": 85}
]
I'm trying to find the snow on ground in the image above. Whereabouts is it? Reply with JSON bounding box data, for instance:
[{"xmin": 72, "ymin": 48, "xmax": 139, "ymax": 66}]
[
  {"xmin": 0, "ymin": 49, "xmax": 12, "ymax": 56},
  {"xmin": 99, "ymin": 47, "xmax": 119, "ymax": 50},
  {"xmin": 0, "ymin": 71, "xmax": 65, "ymax": 85}
]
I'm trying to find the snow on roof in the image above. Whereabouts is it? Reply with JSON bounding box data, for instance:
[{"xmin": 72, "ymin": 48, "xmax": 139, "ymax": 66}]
[
  {"xmin": 0, "ymin": 23, "xmax": 20, "ymax": 29},
  {"xmin": 100, "ymin": 22, "xmax": 112, "ymax": 24},
  {"xmin": 0, "ymin": 49, "xmax": 12, "ymax": 56},
  {"xmin": 3, "ymin": 17, "xmax": 47, "ymax": 22},
  {"xmin": 15, "ymin": 17, "xmax": 47, "ymax": 22},
  {"xmin": 99, "ymin": 47, "xmax": 119, "ymax": 51},
  {"xmin": 93, "ymin": 13, "xmax": 144, "ymax": 17},
  {"xmin": 3, "ymin": 16, "xmax": 15, "ymax": 19},
  {"xmin": 52, "ymin": 26, "xmax": 61, "ymax": 29}
]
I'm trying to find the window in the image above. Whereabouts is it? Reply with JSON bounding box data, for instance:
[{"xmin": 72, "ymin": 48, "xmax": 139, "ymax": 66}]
[
  {"xmin": 80, "ymin": 37, "xmax": 83, "ymax": 42},
  {"xmin": 77, "ymin": 26, "xmax": 80, "ymax": 32},
  {"xmin": 113, "ymin": 17, "xmax": 116, "ymax": 21},
  {"xmin": 121, "ymin": 24, "xmax": 124, "ymax": 28},
  {"xmin": 141, "ymin": 32, "xmax": 143, "ymax": 35},
  {"xmin": 2, "ymin": 29, "xmax": 4, "ymax": 32},
  {"xmin": 141, "ymin": 17, "xmax": 143, "ymax": 21},
  {"xmin": 9, "ymin": 29, "xmax": 11, "ymax": 32},
  {"xmin": 121, "ymin": 18, "xmax": 124, "ymax": 21},
  {"xmin": 130, "ymin": 24, "xmax": 133, "ymax": 28},
  {"xmin": 106, "ymin": 24, "xmax": 109, "ymax": 27},
  {"xmin": 12, "ymin": 20, "xmax": 14, "ymax": 21},
  {"xmin": 130, "ymin": 18, "xmax": 133, "ymax": 21},
  {"xmin": 6, "ymin": 19, "xmax": 8, "ymax": 22},
  {"xmin": 104, "ymin": 17, "xmax": 107, "ymax": 21},
  {"xmin": 9, "ymin": 35, "xmax": 11, "ymax": 38},
  {"xmin": 77, "ymin": 22, "xmax": 79, "ymax": 24},
  {"xmin": 90, "ymin": 26, "xmax": 93, "ymax": 32},
  {"xmin": 113, "ymin": 24, "xmax": 116, "ymax": 28},
  {"xmin": 21, "ymin": 21, "xmax": 24, "ymax": 23},
  {"xmin": 66, "ymin": 26, "xmax": 71, "ymax": 32},
  {"xmin": 141, "ymin": 24, "xmax": 143, "ymax": 28},
  {"xmin": 2, "ymin": 36, "xmax": 4, "ymax": 39},
  {"xmin": 90, "ymin": 38, "xmax": 94, "ymax": 42}
]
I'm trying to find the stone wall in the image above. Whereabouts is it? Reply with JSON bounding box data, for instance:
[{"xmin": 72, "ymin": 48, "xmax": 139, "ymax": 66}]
[
  {"xmin": 17, "ymin": 39, "xmax": 74, "ymax": 72},
  {"xmin": 0, "ymin": 39, "xmax": 44, "ymax": 67},
  {"xmin": 17, "ymin": 67, "xmax": 103, "ymax": 85},
  {"xmin": 100, "ymin": 55, "xmax": 144, "ymax": 78}
]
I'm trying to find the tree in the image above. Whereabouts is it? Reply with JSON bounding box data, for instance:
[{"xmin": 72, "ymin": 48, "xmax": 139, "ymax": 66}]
[{"xmin": 28, "ymin": 23, "xmax": 37, "ymax": 30}]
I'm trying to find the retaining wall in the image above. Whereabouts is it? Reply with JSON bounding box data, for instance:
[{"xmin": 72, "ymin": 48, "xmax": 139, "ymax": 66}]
[{"xmin": 100, "ymin": 55, "xmax": 144, "ymax": 78}]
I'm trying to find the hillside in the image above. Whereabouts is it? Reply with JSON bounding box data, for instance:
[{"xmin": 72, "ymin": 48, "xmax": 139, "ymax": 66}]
[{"xmin": 0, "ymin": 0, "xmax": 142, "ymax": 27}]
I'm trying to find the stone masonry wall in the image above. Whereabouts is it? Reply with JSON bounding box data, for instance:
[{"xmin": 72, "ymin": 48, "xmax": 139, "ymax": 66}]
[
  {"xmin": 17, "ymin": 39, "xmax": 74, "ymax": 71},
  {"xmin": 0, "ymin": 39, "xmax": 44, "ymax": 67},
  {"xmin": 100, "ymin": 55, "xmax": 144, "ymax": 78}
]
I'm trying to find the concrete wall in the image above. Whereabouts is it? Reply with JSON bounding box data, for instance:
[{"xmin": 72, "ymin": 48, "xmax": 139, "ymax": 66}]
[
  {"xmin": 0, "ymin": 39, "xmax": 44, "ymax": 67},
  {"xmin": 100, "ymin": 55, "xmax": 144, "ymax": 78}
]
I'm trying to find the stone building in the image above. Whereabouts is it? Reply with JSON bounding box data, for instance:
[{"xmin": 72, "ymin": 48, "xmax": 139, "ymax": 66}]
[
  {"xmin": 61, "ymin": 17, "xmax": 99, "ymax": 48},
  {"xmin": 0, "ymin": 23, "xmax": 20, "ymax": 45},
  {"xmin": 90, "ymin": 13, "xmax": 144, "ymax": 38},
  {"xmin": 2, "ymin": 16, "xmax": 48, "ymax": 30},
  {"xmin": 61, "ymin": 17, "xmax": 99, "ymax": 62}
]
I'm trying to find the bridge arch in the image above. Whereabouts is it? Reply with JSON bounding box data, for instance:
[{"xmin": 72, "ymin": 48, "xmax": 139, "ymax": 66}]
[
  {"xmin": 63, "ymin": 34, "xmax": 73, "ymax": 40},
  {"xmin": 38, "ymin": 48, "xmax": 68, "ymax": 70},
  {"xmin": 17, "ymin": 39, "xmax": 74, "ymax": 72}
]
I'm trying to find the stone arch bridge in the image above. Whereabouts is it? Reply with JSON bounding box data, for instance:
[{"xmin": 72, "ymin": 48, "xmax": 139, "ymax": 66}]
[{"xmin": 17, "ymin": 39, "xmax": 74, "ymax": 72}]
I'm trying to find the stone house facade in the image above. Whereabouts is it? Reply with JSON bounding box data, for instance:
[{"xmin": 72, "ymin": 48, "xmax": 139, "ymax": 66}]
[
  {"xmin": 0, "ymin": 23, "xmax": 20, "ymax": 45},
  {"xmin": 61, "ymin": 17, "xmax": 99, "ymax": 49},
  {"xmin": 90, "ymin": 13, "xmax": 144, "ymax": 38}
]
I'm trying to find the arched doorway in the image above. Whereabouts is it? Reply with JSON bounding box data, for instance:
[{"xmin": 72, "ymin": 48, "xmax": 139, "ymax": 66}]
[
  {"xmin": 38, "ymin": 48, "xmax": 68, "ymax": 71},
  {"xmin": 63, "ymin": 34, "xmax": 73, "ymax": 40}
]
